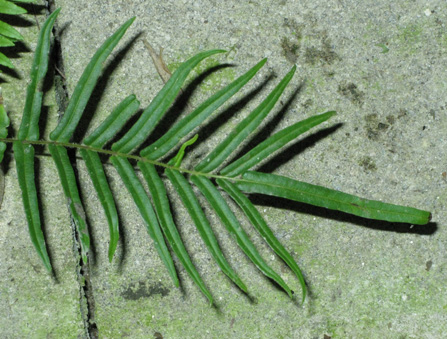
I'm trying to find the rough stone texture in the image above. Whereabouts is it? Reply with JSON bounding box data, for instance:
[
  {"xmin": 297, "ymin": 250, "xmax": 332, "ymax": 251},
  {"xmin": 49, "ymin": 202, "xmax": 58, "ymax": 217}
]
[{"xmin": 1, "ymin": 0, "xmax": 446, "ymax": 338}]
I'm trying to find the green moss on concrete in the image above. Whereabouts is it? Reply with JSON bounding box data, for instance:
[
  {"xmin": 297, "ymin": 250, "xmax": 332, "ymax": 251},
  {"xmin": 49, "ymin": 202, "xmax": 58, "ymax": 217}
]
[{"xmin": 167, "ymin": 55, "xmax": 236, "ymax": 94}]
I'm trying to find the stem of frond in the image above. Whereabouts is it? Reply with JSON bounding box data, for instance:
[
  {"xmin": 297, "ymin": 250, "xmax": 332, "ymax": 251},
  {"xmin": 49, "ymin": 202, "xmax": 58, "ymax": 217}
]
[{"xmin": 0, "ymin": 137, "xmax": 237, "ymax": 181}]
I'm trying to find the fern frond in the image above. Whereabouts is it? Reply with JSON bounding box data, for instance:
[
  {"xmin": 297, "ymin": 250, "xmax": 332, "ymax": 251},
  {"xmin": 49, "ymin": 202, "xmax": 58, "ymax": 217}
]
[
  {"xmin": 1, "ymin": 10, "xmax": 431, "ymax": 304},
  {"xmin": 0, "ymin": 0, "xmax": 26, "ymax": 15}
]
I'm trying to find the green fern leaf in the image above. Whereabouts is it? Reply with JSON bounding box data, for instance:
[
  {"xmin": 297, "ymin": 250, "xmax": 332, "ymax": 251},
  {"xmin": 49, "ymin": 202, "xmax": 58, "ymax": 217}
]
[
  {"xmin": 1, "ymin": 10, "xmax": 432, "ymax": 304},
  {"xmin": 236, "ymin": 171, "xmax": 431, "ymax": 225},
  {"xmin": 12, "ymin": 9, "xmax": 60, "ymax": 273}
]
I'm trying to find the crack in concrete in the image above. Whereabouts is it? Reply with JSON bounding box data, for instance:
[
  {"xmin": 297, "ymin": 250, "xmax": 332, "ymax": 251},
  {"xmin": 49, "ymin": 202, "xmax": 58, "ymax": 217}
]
[{"xmin": 45, "ymin": 2, "xmax": 98, "ymax": 338}]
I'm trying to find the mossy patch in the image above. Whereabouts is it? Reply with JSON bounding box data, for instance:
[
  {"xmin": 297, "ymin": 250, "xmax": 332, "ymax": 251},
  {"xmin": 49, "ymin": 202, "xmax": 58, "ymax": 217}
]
[
  {"xmin": 396, "ymin": 24, "xmax": 423, "ymax": 54},
  {"xmin": 167, "ymin": 56, "xmax": 236, "ymax": 93},
  {"xmin": 363, "ymin": 113, "xmax": 400, "ymax": 141}
]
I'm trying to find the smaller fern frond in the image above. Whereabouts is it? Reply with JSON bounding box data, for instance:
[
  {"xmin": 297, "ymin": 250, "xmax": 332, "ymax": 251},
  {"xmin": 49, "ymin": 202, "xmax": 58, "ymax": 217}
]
[
  {"xmin": 0, "ymin": 0, "xmax": 37, "ymax": 69},
  {"xmin": 169, "ymin": 133, "xmax": 199, "ymax": 168}
]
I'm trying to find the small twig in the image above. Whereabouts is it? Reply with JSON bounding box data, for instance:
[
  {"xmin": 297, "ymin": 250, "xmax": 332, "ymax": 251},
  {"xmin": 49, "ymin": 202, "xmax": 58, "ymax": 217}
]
[
  {"xmin": 142, "ymin": 38, "xmax": 172, "ymax": 84},
  {"xmin": 31, "ymin": 3, "xmax": 40, "ymax": 30},
  {"xmin": 54, "ymin": 65, "xmax": 66, "ymax": 80}
]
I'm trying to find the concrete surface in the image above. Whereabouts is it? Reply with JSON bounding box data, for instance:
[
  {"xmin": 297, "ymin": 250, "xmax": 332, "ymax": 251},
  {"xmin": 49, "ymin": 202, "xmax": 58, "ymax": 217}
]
[{"xmin": 1, "ymin": 0, "xmax": 446, "ymax": 338}]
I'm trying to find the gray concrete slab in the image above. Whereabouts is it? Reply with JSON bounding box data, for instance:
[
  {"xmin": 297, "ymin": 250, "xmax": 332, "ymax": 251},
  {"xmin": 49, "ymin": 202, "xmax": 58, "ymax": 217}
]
[{"xmin": 1, "ymin": 0, "xmax": 446, "ymax": 337}]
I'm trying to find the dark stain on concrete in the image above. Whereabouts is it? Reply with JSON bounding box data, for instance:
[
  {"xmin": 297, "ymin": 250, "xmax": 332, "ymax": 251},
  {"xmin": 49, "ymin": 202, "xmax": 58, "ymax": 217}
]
[
  {"xmin": 121, "ymin": 281, "xmax": 170, "ymax": 300},
  {"xmin": 338, "ymin": 82, "xmax": 365, "ymax": 106}
]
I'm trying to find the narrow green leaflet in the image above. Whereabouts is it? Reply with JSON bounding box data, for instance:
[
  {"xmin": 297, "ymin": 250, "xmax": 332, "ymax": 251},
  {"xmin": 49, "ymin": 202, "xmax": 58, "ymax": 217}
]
[
  {"xmin": 18, "ymin": 9, "xmax": 60, "ymax": 141},
  {"xmin": 0, "ymin": 51, "xmax": 14, "ymax": 68},
  {"xmin": 221, "ymin": 110, "xmax": 336, "ymax": 177},
  {"xmin": 0, "ymin": 20, "xmax": 24, "ymax": 40},
  {"xmin": 196, "ymin": 65, "xmax": 296, "ymax": 172},
  {"xmin": 237, "ymin": 171, "xmax": 432, "ymax": 225},
  {"xmin": 12, "ymin": 142, "xmax": 52, "ymax": 271},
  {"xmin": 217, "ymin": 178, "xmax": 306, "ymax": 301},
  {"xmin": 110, "ymin": 156, "xmax": 179, "ymax": 286},
  {"xmin": 80, "ymin": 149, "xmax": 118, "ymax": 262},
  {"xmin": 139, "ymin": 162, "xmax": 213, "ymax": 304},
  {"xmin": 141, "ymin": 58, "xmax": 267, "ymax": 160},
  {"xmin": 49, "ymin": 145, "xmax": 90, "ymax": 263},
  {"xmin": 0, "ymin": 99, "xmax": 9, "ymax": 162},
  {"xmin": 83, "ymin": 94, "xmax": 140, "ymax": 148},
  {"xmin": 50, "ymin": 17, "xmax": 135, "ymax": 142},
  {"xmin": 165, "ymin": 168, "xmax": 248, "ymax": 293},
  {"xmin": 0, "ymin": 0, "xmax": 27, "ymax": 15},
  {"xmin": 112, "ymin": 49, "xmax": 225, "ymax": 154},
  {"xmin": 191, "ymin": 174, "xmax": 293, "ymax": 298},
  {"xmin": 12, "ymin": 10, "xmax": 59, "ymax": 272},
  {"xmin": 81, "ymin": 94, "xmax": 140, "ymax": 261}
]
